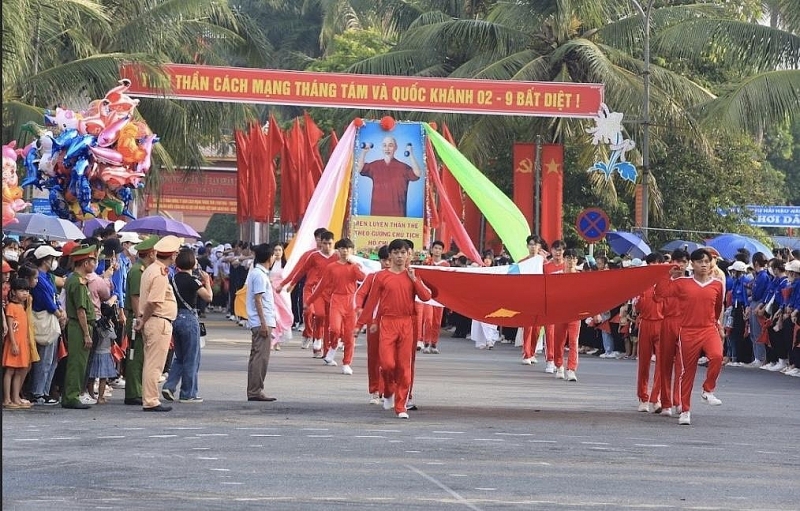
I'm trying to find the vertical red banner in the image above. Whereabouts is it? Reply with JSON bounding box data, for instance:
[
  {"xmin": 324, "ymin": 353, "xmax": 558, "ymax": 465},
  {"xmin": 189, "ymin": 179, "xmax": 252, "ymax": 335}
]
[
  {"xmin": 540, "ymin": 143, "xmax": 564, "ymax": 244},
  {"xmin": 234, "ymin": 129, "xmax": 250, "ymax": 223},
  {"xmin": 634, "ymin": 184, "xmax": 643, "ymax": 228},
  {"xmin": 512, "ymin": 143, "xmax": 536, "ymax": 231}
]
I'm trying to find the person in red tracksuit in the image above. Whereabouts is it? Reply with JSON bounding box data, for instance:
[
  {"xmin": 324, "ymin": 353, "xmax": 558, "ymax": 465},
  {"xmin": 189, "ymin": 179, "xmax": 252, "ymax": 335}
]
[
  {"xmin": 356, "ymin": 246, "xmax": 390, "ymax": 404},
  {"xmin": 542, "ymin": 240, "xmax": 566, "ymax": 373},
  {"xmin": 279, "ymin": 231, "xmax": 336, "ymax": 358},
  {"xmin": 519, "ymin": 235, "xmax": 547, "ymax": 365},
  {"xmin": 305, "ymin": 238, "xmax": 366, "ymax": 375},
  {"xmin": 656, "ymin": 248, "xmax": 725, "ymax": 426},
  {"xmin": 551, "ymin": 249, "xmax": 581, "ymax": 381},
  {"xmin": 654, "ymin": 249, "xmax": 690, "ymax": 417},
  {"xmin": 420, "ymin": 240, "xmax": 450, "ymax": 354},
  {"xmin": 357, "ymin": 239, "xmax": 432, "ymax": 419},
  {"xmin": 278, "ymin": 227, "xmax": 329, "ymax": 353},
  {"xmin": 634, "ymin": 252, "xmax": 665, "ymax": 413}
]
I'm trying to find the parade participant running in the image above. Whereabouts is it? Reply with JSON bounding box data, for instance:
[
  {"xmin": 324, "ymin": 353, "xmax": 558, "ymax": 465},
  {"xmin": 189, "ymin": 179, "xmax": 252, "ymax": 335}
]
[
  {"xmin": 279, "ymin": 230, "xmax": 335, "ymax": 357},
  {"xmin": 635, "ymin": 252, "xmax": 665, "ymax": 413},
  {"xmin": 358, "ymin": 239, "xmax": 432, "ymax": 419},
  {"xmin": 305, "ymin": 238, "xmax": 366, "ymax": 374},
  {"xmin": 655, "ymin": 249, "xmax": 689, "ymax": 417},
  {"xmin": 657, "ymin": 248, "xmax": 724, "ymax": 426},
  {"xmin": 356, "ymin": 246, "xmax": 390, "ymax": 404},
  {"xmin": 542, "ymin": 240, "xmax": 566, "ymax": 373}
]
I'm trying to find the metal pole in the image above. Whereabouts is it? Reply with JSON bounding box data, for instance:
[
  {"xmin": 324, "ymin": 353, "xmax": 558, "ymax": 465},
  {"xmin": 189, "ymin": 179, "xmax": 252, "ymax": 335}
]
[
  {"xmin": 533, "ymin": 135, "xmax": 543, "ymax": 236},
  {"xmin": 632, "ymin": 0, "xmax": 654, "ymax": 240}
]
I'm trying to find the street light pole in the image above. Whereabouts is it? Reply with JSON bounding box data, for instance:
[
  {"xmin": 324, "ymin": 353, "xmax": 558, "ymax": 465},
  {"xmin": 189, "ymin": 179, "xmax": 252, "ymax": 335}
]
[{"xmin": 632, "ymin": 0, "xmax": 654, "ymax": 240}]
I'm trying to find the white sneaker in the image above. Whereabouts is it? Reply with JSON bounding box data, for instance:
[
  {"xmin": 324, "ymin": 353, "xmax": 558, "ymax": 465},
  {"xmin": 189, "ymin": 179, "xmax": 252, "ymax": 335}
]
[
  {"xmin": 555, "ymin": 366, "xmax": 565, "ymax": 379},
  {"xmin": 397, "ymin": 412, "xmax": 409, "ymax": 419},
  {"xmin": 430, "ymin": 347, "xmax": 439, "ymax": 354},
  {"xmin": 648, "ymin": 402, "xmax": 662, "ymax": 414},
  {"xmin": 383, "ymin": 395, "xmax": 395, "ymax": 410},
  {"xmin": 678, "ymin": 411, "xmax": 691, "ymax": 425},
  {"xmin": 323, "ymin": 351, "xmax": 338, "ymax": 366},
  {"xmin": 104, "ymin": 387, "xmax": 113, "ymax": 398},
  {"xmin": 416, "ymin": 341, "xmax": 424, "ymax": 351},
  {"xmin": 747, "ymin": 360, "xmax": 762, "ymax": 368},
  {"xmin": 698, "ymin": 356, "xmax": 709, "ymax": 365},
  {"xmin": 312, "ymin": 339, "xmax": 322, "ymax": 351},
  {"xmin": 110, "ymin": 378, "xmax": 126, "ymax": 389},
  {"xmin": 651, "ymin": 354, "xmax": 656, "ymax": 363},
  {"xmin": 785, "ymin": 367, "xmax": 800, "ymax": 376},
  {"xmin": 368, "ymin": 393, "xmax": 382, "ymax": 405},
  {"xmin": 661, "ymin": 408, "xmax": 673, "ymax": 417},
  {"xmin": 300, "ymin": 338, "xmax": 311, "ymax": 349},
  {"xmin": 341, "ymin": 365, "xmax": 353, "ymax": 375},
  {"xmin": 599, "ymin": 352, "xmax": 610, "ymax": 359},
  {"xmin": 701, "ymin": 392, "xmax": 722, "ymax": 406},
  {"xmin": 767, "ymin": 360, "xmax": 787, "ymax": 372},
  {"xmin": 521, "ymin": 357, "xmax": 534, "ymax": 365},
  {"xmin": 159, "ymin": 373, "xmax": 168, "ymax": 383},
  {"xmin": 566, "ymin": 370, "xmax": 577, "ymax": 382},
  {"xmin": 422, "ymin": 346, "xmax": 432, "ymax": 354},
  {"xmin": 586, "ymin": 348, "xmax": 599, "ymax": 355},
  {"xmin": 544, "ymin": 361, "xmax": 556, "ymax": 374},
  {"xmin": 780, "ymin": 365, "xmax": 792, "ymax": 374},
  {"xmin": 613, "ymin": 351, "xmax": 625, "ymax": 359},
  {"xmin": 79, "ymin": 393, "xmax": 97, "ymax": 405},
  {"xmin": 638, "ymin": 401, "xmax": 649, "ymax": 412}
]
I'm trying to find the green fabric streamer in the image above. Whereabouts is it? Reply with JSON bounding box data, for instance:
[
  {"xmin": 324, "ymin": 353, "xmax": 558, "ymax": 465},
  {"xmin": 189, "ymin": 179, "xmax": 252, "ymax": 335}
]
[{"xmin": 423, "ymin": 123, "xmax": 529, "ymax": 261}]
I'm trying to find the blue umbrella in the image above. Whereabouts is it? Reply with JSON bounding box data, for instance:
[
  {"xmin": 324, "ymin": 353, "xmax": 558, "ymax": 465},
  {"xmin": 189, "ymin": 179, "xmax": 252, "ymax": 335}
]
[
  {"xmin": 706, "ymin": 234, "xmax": 773, "ymax": 261},
  {"xmin": 771, "ymin": 236, "xmax": 800, "ymax": 250},
  {"xmin": 606, "ymin": 231, "xmax": 652, "ymax": 259},
  {"xmin": 119, "ymin": 216, "xmax": 200, "ymax": 239},
  {"xmin": 660, "ymin": 240, "xmax": 705, "ymax": 253},
  {"xmin": 4, "ymin": 213, "xmax": 85, "ymax": 241},
  {"xmin": 80, "ymin": 218, "xmax": 111, "ymax": 237}
]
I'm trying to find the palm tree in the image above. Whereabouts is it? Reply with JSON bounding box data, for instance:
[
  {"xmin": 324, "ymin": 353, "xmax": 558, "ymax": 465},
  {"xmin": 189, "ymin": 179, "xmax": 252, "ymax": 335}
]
[
  {"xmin": 346, "ymin": 0, "xmax": 799, "ymax": 220},
  {"xmin": 3, "ymin": 0, "xmax": 272, "ymax": 173}
]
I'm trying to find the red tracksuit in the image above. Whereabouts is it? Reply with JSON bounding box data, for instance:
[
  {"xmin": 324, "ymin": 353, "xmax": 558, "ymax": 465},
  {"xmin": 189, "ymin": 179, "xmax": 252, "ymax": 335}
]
[
  {"xmin": 635, "ymin": 285, "xmax": 663, "ymax": 404},
  {"xmin": 658, "ymin": 276, "xmax": 724, "ymax": 412},
  {"xmin": 358, "ymin": 270, "xmax": 432, "ymax": 414},
  {"xmin": 553, "ymin": 320, "xmax": 580, "ymax": 370},
  {"xmin": 357, "ymin": 273, "xmax": 383, "ymax": 395},
  {"xmin": 420, "ymin": 259, "xmax": 449, "ymax": 347},
  {"xmin": 542, "ymin": 260, "xmax": 565, "ymax": 362},
  {"xmin": 283, "ymin": 250, "xmax": 335, "ymax": 343},
  {"xmin": 306, "ymin": 260, "xmax": 366, "ymax": 364},
  {"xmin": 655, "ymin": 278, "xmax": 684, "ymax": 410}
]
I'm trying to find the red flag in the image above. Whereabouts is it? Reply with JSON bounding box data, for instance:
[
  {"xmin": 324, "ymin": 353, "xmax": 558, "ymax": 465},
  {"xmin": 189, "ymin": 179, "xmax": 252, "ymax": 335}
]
[
  {"xmin": 234, "ymin": 129, "xmax": 251, "ymax": 223},
  {"xmin": 512, "ymin": 143, "xmax": 535, "ymax": 231},
  {"xmin": 425, "ymin": 139, "xmax": 482, "ymax": 265},
  {"xmin": 284, "ymin": 118, "xmax": 309, "ymax": 225},
  {"xmin": 540, "ymin": 143, "xmax": 564, "ymax": 244},
  {"xmin": 440, "ymin": 124, "xmax": 466, "ymax": 251},
  {"xmin": 423, "ymin": 147, "xmax": 441, "ymax": 230},
  {"xmin": 249, "ymin": 123, "xmax": 278, "ymax": 223},
  {"xmin": 304, "ymin": 111, "xmax": 324, "ymax": 184},
  {"xmin": 329, "ymin": 130, "xmax": 339, "ymax": 159}
]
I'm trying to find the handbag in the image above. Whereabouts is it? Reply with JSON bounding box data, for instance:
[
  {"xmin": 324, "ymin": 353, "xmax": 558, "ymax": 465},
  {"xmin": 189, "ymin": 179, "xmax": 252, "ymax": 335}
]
[{"xmin": 32, "ymin": 310, "xmax": 61, "ymax": 346}]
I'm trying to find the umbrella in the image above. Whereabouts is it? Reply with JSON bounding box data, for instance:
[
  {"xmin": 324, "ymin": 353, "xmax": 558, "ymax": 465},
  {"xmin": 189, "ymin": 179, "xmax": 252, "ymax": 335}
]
[
  {"xmin": 606, "ymin": 231, "xmax": 652, "ymax": 259},
  {"xmin": 660, "ymin": 240, "xmax": 706, "ymax": 253},
  {"xmin": 81, "ymin": 218, "xmax": 111, "ymax": 237},
  {"xmin": 119, "ymin": 216, "xmax": 200, "ymax": 239},
  {"xmin": 4, "ymin": 213, "xmax": 85, "ymax": 241},
  {"xmin": 706, "ymin": 233, "xmax": 773, "ymax": 261},
  {"xmin": 771, "ymin": 236, "xmax": 800, "ymax": 250}
]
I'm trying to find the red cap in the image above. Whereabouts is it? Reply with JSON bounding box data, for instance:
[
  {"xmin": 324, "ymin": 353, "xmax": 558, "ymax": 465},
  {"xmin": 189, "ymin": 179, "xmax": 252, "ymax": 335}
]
[
  {"xmin": 61, "ymin": 241, "xmax": 80, "ymax": 256},
  {"xmin": 706, "ymin": 247, "xmax": 721, "ymax": 258},
  {"xmin": 2, "ymin": 260, "xmax": 11, "ymax": 273}
]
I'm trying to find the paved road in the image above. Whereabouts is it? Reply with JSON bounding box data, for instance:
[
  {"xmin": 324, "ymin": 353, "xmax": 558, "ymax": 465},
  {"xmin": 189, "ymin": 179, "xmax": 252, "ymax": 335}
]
[{"xmin": 3, "ymin": 314, "xmax": 798, "ymax": 510}]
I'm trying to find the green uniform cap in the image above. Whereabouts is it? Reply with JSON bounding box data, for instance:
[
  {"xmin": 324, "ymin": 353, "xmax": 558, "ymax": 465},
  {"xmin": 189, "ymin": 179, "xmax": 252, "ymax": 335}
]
[
  {"xmin": 135, "ymin": 236, "xmax": 160, "ymax": 253},
  {"xmin": 70, "ymin": 245, "xmax": 97, "ymax": 261}
]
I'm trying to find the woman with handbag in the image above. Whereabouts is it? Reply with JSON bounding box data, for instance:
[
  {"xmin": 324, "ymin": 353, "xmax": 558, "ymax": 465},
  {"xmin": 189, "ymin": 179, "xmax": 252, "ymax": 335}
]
[
  {"xmin": 161, "ymin": 248, "xmax": 212, "ymax": 403},
  {"xmin": 29, "ymin": 246, "xmax": 66, "ymax": 405}
]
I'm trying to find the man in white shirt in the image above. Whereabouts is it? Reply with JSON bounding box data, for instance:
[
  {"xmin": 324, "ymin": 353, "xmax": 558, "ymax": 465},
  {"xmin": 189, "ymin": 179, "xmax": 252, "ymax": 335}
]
[{"xmin": 244, "ymin": 243, "xmax": 277, "ymax": 402}]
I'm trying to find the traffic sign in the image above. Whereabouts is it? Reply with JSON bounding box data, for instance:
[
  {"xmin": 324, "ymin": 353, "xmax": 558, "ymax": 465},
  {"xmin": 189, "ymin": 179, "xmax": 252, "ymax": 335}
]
[{"xmin": 576, "ymin": 208, "xmax": 610, "ymax": 243}]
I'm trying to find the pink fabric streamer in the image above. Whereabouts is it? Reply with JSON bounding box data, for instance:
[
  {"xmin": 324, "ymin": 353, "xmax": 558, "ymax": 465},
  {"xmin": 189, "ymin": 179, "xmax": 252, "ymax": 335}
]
[
  {"xmin": 269, "ymin": 266, "xmax": 294, "ymax": 345},
  {"xmin": 284, "ymin": 122, "xmax": 357, "ymax": 276}
]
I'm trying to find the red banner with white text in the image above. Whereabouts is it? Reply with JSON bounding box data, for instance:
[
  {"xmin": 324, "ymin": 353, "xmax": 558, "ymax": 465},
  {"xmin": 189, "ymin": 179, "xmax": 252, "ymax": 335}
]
[{"xmin": 121, "ymin": 64, "xmax": 604, "ymax": 118}]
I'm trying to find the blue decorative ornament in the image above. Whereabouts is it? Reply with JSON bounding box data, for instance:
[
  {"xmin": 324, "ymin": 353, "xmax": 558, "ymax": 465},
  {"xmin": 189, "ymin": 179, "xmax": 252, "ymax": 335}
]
[{"xmin": 586, "ymin": 104, "xmax": 638, "ymax": 183}]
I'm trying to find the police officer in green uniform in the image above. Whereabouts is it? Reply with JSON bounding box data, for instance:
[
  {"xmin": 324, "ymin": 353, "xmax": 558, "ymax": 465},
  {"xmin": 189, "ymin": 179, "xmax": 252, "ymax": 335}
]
[
  {"xmin": 61, "ymin": 245, "xmax": 98, "ymax": 409},
  {"xmin": 124, "ymin": 236, "xmax": 159, "ymax": 405}
]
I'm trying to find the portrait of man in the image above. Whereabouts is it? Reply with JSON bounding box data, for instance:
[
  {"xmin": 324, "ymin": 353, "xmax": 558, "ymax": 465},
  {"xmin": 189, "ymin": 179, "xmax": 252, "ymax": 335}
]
[{"xmin": 354, "ymin": 122, "xmax": 425, "ymax": 218}]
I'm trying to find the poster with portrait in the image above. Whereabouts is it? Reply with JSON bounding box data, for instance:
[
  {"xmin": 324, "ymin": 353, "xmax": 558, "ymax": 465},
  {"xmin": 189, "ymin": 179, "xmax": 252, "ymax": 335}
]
[{"xmin": 349, "ymin": 120, "xmax": 426, "ymax": 254}]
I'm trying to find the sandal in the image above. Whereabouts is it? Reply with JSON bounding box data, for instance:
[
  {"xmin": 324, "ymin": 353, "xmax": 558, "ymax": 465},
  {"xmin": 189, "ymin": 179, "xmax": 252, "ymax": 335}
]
[{"xmin": 3, "ymin": 402, "xmax": 21, "ymax": 410}]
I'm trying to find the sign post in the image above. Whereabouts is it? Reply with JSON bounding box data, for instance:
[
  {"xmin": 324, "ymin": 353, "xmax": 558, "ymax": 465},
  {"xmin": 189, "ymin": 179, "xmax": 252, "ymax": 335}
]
[{"xmin": 576, "ymin": 208, "xmax": 610, "ymax": 250}]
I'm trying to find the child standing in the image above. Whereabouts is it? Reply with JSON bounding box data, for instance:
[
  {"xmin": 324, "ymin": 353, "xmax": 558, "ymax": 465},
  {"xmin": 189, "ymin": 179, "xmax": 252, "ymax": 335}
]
[
  {"xmin": 88, "ymin": 306, "xmax": 119, "ymax": 404},
  {"xmin": 3, "ymin": 278, "xmax": 33, "ymax": 409}
]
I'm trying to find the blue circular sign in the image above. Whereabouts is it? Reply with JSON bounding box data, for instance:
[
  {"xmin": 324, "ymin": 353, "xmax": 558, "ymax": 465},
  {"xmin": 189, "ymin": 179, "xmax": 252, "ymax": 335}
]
[{"xmin": 576, "ymin": 208, "xmax": 610, "ymax": 243}]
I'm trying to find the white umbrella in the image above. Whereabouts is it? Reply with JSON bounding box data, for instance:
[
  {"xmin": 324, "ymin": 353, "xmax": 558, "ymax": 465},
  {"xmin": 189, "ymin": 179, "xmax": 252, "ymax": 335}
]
[{"xmin": 4, "ymin": 213, "xmax": 86, "ymax": 241}]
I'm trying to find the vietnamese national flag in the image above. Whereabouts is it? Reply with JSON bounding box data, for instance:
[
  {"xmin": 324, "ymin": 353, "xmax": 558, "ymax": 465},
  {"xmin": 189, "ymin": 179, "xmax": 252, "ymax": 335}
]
[
  {"xmin": 540, "ymin": 143, "xmax": 564, "ymax": 244},
  {"xmin": 234, "ymin": 128, "xmax": 251, "ymax": 223},
  {"xmin": 304, "ymin": 111, "xmax": 324, "ymax": 184},
  {"xmin": 280, "ymin": 121, "xmax": 300, "ymax": 225}
]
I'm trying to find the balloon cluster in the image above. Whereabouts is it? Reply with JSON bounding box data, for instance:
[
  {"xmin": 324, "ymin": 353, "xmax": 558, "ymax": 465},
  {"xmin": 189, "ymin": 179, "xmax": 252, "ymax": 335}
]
[
  {"xmin": 19, "ymin": 79, "xmax": 159, "ymax": 221},
  {"xmin": 2, "ymin": 142, "xmax": 30, "ymax": 226}
]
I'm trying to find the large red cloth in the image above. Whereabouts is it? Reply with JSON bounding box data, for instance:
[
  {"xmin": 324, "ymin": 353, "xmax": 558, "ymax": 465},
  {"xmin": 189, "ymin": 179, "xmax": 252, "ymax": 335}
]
[
  {"xmin": 360, "ymin": 158, "xmax": 420, "ymax": 217},
  {"xmin": 414, "ymin": 264, "xmax": 671, "ymax": 327}
]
